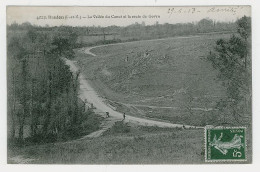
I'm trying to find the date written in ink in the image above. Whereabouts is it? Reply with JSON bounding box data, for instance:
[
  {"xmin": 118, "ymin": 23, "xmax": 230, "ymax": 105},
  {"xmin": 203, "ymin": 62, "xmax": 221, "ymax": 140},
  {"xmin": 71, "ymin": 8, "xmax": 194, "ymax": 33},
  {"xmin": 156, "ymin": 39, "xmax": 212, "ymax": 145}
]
[{"xmin": 167, "ymin": 8, "xmax": 200, "ymax": 17}]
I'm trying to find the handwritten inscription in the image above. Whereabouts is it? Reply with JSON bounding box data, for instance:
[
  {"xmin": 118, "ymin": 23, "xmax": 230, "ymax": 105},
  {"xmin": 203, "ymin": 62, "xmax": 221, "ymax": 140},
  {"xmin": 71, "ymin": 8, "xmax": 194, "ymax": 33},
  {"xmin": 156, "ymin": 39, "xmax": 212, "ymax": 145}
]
[
  {"xmin": 167, "ymin": 6, "xmax": 244, "ymax": 17},
  {"xmin": 207, "ymin": 6, "xmax": 244, "ymax": 15},
  {"xmin": 167, "ymin": 8, "xmax": 199, "ymax": 17}
]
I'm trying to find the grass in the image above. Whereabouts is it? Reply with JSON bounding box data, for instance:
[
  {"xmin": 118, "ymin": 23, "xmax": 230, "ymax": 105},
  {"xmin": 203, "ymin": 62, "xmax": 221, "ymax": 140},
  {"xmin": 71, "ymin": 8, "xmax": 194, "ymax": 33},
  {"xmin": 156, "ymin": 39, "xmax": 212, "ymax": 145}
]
[
  {"xmin": 8, "ymin": 118, "xmax": 252, "ymax": 164},
  {"xmin": 8, "ymin": 124, "xmax": 206, "ymax": 164},
  {"xmin": 75, "ymin": 33, "xmax": 233, "ymax": 126},
  {"xmin": 103, "ymin": 121, "xmax": 131, "ymax": 135},
  {"xmin": 7, "ymin": 32, "xmax": 252, "ymax": 164},
  {"xmin": 8, "ymin": 122, "xmax": 252, "ymax": 164}
]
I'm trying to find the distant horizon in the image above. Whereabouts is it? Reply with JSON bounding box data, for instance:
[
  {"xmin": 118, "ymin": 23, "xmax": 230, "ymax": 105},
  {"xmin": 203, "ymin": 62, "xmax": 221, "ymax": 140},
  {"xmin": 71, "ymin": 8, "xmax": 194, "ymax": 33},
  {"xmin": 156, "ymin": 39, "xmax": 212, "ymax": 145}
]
[
  {"xmin": 7, "ymin": 6, "xmax": 251, "ymax": 27},
  {"xmin": 7, "ymin": 16, "xmax": 244, "ymax": 28}
]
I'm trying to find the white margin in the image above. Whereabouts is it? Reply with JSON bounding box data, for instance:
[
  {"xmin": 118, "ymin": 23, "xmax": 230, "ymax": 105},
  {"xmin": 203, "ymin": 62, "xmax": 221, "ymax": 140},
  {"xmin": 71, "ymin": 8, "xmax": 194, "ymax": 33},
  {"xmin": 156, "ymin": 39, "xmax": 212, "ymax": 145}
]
[{"xmin": 1, "ymin": 0, "xmax": 260, "ymax": 172}]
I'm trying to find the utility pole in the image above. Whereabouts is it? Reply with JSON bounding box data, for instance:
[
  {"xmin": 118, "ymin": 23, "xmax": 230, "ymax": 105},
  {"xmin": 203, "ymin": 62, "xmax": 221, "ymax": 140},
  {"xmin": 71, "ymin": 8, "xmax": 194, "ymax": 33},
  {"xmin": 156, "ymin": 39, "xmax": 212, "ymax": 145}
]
[{"xmin": 102, "ymin": 28, "xmax": 106, "ymax": 43}]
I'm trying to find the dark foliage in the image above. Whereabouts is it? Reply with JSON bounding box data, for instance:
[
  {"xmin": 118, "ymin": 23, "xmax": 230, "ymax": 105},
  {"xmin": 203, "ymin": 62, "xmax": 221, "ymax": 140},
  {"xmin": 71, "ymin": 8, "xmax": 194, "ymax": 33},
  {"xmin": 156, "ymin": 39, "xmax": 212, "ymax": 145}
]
[
  {"xmin": 207, "ymin": 16, "xmax": 251, "ymax": 125},
  {"xmin": 7, "ymin": 23, "xmax": 101, "ymax": 145}
]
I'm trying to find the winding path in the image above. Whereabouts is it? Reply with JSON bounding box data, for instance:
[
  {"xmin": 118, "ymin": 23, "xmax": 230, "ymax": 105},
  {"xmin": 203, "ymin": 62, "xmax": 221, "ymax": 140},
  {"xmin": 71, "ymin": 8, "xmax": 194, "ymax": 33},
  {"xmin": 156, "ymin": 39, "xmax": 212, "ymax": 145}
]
[
  {"xmin": 80, "ymin": 35, "xmax": 201, "ymax": 56},
  {"xmin": 66, "ymin": 59, "xmax": 202, "ymax": 129},
  {"xmin": 66, "ymin": 36, "xmax": 206, "ymax": 137}
]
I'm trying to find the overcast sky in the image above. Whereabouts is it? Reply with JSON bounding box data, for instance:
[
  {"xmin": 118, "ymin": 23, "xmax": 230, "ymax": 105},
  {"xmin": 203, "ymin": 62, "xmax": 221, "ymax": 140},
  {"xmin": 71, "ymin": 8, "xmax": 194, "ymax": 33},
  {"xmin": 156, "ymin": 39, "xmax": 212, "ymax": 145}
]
[{"xmin": 7, "ymin": 6, "xmax": 251, "ymax": 27}]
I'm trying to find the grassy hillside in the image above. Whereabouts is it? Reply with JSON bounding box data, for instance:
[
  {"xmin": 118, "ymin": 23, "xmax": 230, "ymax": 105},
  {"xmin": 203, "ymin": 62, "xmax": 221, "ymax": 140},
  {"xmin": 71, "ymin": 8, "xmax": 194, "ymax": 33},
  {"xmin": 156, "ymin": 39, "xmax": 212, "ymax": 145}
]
[
  {"xmin": 75, "ymin": 33, "xmax": 233, "ymax": 126},
  {"xmin": 8, "ymin": 122, "xmax": 252, "ymax": 164},
  {"xmin": 8, "ymin": 124, "xmax": 205, "ymax": 164}
]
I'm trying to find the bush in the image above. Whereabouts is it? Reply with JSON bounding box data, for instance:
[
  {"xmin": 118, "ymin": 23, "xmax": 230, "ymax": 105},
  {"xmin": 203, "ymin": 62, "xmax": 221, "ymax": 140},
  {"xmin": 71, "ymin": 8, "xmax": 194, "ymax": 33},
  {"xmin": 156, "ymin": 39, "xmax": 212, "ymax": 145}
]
[
  {"xmin": 139, "ymin": 125, "xmax": 180, "ymax": 132},
  {"xmin": 80, "ymin": 111, "xmax": 102, "ymax": 135},
  {"xmin": 106, "ymin": 121, "xmax": 130, "ymax": 134}
]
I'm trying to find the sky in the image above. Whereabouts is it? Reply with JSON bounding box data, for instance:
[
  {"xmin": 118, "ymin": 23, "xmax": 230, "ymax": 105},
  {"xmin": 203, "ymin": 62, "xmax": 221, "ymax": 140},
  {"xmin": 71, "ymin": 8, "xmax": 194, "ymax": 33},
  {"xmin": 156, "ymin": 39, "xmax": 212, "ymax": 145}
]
[{"xmin": 7, "ymin": 6, "xmax": 251, "ymax": 27}]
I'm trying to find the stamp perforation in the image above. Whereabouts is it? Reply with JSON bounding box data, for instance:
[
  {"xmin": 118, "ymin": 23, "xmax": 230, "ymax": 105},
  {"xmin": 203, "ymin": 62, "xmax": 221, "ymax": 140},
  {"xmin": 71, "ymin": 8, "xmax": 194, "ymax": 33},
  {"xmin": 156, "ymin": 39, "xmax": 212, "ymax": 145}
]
[{"xmin": 205, "ymin": 126, "xmax": 247, "ymax": 163}]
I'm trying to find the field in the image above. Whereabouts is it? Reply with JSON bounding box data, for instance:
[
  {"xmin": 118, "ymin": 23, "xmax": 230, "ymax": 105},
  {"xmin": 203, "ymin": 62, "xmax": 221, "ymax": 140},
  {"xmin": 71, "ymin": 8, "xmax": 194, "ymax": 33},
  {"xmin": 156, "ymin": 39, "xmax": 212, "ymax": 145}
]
[
  {"xmin": 8, "ymin": 124, "xmax": 205, "ymax": 164},
  {"xmin": 7, "ymin": 32, "xmax": 252, "ymax": 164},
  {"xmin": 8, "ymin": 122, "xmax": 252, "ymax": 164},
  {"xmin": 75, "ymin": 33, "xmax": 233, "ymax": 126},
  {"xmin": 77, "ymin": 35, "xmax": 118, "ymax": 44}
]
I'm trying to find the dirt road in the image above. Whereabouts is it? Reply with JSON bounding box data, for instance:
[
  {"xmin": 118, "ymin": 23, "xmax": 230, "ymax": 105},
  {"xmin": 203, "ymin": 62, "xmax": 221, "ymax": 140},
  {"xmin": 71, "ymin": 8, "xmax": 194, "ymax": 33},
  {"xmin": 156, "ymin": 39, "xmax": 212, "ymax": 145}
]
[
  {"xmin": 66, "ymin": 36, "xmax": 206, "ymax": 135},
  {"xmin": 81, "ymin": 35, "xmax": 201, "ymax": 56},
  {"xmin": 66, "ymin": 59, "xmax": 203, "ymax": 129}
]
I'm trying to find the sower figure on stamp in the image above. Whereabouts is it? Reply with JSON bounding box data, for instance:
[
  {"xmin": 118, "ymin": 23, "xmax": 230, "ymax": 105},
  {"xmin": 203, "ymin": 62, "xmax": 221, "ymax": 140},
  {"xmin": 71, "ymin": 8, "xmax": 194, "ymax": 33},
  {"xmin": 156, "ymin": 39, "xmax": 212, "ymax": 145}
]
[{"xmin": 106, "ymin": 112, "xmax": 109, "ymax": 118}]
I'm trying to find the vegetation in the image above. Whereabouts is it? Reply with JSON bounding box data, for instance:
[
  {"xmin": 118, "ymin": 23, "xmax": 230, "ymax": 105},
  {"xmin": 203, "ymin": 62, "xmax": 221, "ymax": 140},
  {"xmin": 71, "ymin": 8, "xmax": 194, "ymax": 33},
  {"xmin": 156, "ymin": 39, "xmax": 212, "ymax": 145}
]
[
  {"xmin": 7, "ymin": 16, "xmax": 251, "ymax": 164},
  {"xmin": 8, "ymin": 125, "xmax": 206, "ymax": 164},
  {"xmin": 7, "ymin": 123, "xmax": 252, "ymax": 164},
  {"xmin": 103, "ymin": 121, "xmax": 131, "ymax": 135},
  {"xmin": 7, "ymin": 23, "xmax": 101, "ymax": 145},
  {"xmin": 207, "ymin": 16, "xmax": 251, "ymax": 125},
  {"xmin": 8, "ymin": 18, "xmax": 236, "ymax": 48},
  {"xmin": 73, "ymin": 17, "xmax": 251, "ymax": 127},
  {"xmin": 118, "ymin": 18, "xmax": 235, "ymax": 40},
  {"xmin": 75, "ymin": 33, "xmax": 232, "ymax": 126}
]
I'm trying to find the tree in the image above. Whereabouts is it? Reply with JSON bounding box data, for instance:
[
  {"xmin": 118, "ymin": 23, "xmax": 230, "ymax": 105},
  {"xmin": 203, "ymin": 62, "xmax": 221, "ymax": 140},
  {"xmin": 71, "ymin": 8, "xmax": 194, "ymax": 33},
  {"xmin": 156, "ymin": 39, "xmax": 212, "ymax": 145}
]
[
  {"xmin": 236, "ymin": 16, "xmax": 251, "ymax": 69},
  {"xmin": 51, "ymin": 37, "xmax": 70, "ymax": 55},
  {"xmin": 18, "ymin": 57, "xmax": 30, "ymax": 141},
  {"xmin": 197, "ymin": 18, "xmax": 214, "ymax": 32},
  {"xmin": 237, "ymin": 16, "xmax": 251, "ymax": 40},
  {"xmin": 207, "ymin": 16, "xmax": 251, "ymax": 125},
  {"xmin": 27, "ymin": 29, "xmax": 37, "ymax": 43}
]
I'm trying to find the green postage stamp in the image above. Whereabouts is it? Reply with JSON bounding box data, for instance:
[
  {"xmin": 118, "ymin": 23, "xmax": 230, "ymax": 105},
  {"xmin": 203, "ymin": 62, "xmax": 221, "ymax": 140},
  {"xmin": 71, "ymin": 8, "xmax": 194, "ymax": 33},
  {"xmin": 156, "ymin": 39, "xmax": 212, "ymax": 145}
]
[{"xmin": 205, "ymin": 127, "xmax": 247, "ymax": 162}]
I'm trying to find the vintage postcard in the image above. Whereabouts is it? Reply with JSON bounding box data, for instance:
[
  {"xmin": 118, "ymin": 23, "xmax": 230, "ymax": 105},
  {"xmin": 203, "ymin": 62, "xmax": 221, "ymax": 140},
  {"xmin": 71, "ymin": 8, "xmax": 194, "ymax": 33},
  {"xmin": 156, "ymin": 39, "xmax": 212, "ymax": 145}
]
[{"xmin": 6, "ymin": 6, "xmax": 252, "ymax": 164}]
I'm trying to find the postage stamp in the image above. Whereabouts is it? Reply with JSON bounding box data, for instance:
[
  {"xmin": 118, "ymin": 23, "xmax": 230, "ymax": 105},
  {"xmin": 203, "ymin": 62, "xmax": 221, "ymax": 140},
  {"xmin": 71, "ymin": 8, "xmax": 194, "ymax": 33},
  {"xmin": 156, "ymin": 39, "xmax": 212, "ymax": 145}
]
[{"xmin": 205, "ymin": 127, "xmax": 247, "ymax": 162}]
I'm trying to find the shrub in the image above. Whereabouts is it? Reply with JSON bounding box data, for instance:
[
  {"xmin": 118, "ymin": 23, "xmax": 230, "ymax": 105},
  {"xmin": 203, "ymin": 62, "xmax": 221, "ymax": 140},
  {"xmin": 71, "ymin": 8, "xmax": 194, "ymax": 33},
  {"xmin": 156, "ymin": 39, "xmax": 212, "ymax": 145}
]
[{"xmin": 106, "ymin": 121, "xmax": 130, "ymax": 134}]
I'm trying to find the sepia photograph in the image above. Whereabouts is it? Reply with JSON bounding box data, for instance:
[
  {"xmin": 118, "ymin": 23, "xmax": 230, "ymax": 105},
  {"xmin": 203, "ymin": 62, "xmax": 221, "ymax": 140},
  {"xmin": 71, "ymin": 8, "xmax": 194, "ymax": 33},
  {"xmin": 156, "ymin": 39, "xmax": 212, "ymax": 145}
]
[{"xmin": 5, "ymin": 5, "xmax": 252, "ymax": 164}]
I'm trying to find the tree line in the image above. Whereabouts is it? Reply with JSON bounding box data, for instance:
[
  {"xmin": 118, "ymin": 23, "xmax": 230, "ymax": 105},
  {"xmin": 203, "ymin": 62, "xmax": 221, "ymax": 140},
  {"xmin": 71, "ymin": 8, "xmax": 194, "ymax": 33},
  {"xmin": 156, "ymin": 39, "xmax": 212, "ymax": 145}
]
[
  {"xmin": 7, "ymin": 25, "xmax": 100, "ymax": 144},
  {"xmin": 8, "ymin": 18, "xmax": 236, "ymax": 47}
]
